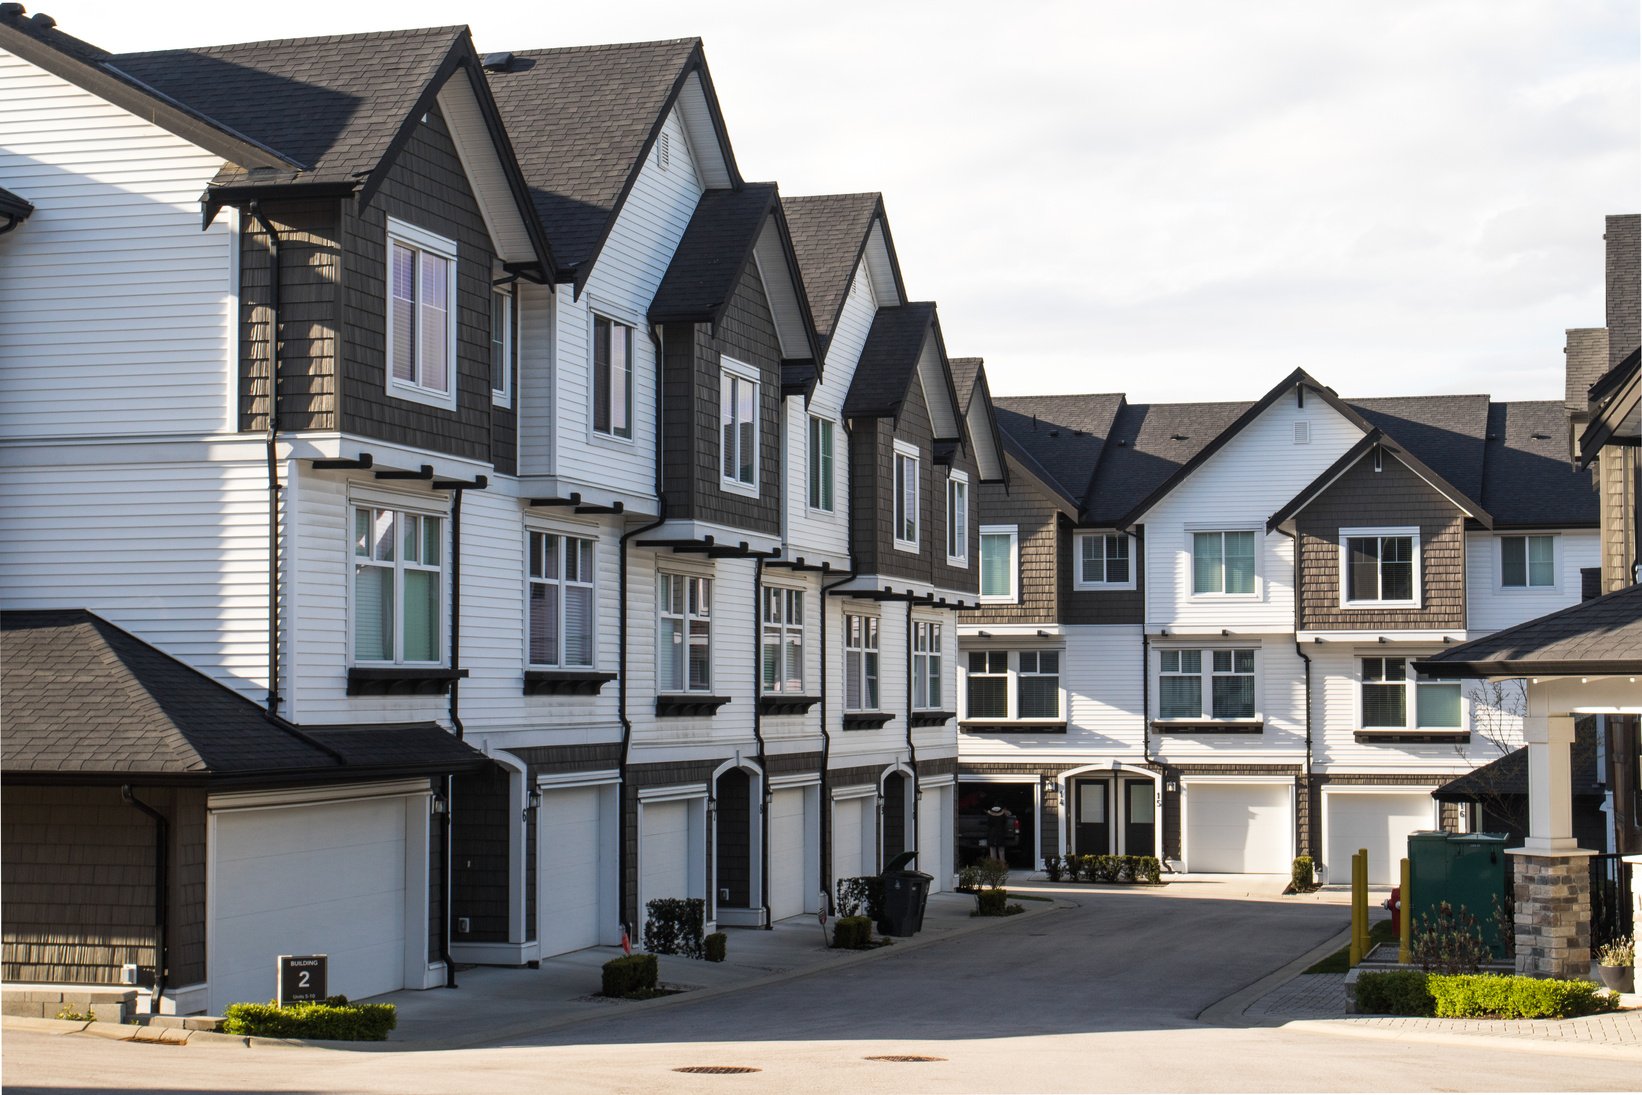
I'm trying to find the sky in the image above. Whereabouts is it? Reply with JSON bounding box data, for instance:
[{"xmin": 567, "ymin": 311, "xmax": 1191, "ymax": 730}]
[{"xmin": 45, "ymin": 0, "xmax": 1640, "ymax": 403}]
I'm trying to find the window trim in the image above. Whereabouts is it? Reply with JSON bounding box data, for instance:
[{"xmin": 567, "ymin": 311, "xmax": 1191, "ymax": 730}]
[
  {"xmin": 843, "ymin": 611, "xmax": 881, "ymax": 713},
  {"xmin": 760, "ymin": 584, "xmax": 806, "ymax": 695},
  {"xmin": 1356, "ymin": 654, "xmax": 1467, "ymax": 732},
  {"xmin": 385, "ymin": 217, "xmax": 459, "ymax": 411},
  {"xmin": 349, "ymin": 500, "xmax": 448, "ymax": 668},
  {"xmin": 912, "ymin": 619, "xmax": 944, "ymax": 711},
  {"xmin": 807, "ymin": 414, "xmax": 836, "ymax": 514},
  {"xmin": 1152, "ymin": 645, "xmax": 1262, "ymax": 724},
  {"xmin": 720, "ymin": 356, "xmax": 761, "ymax": 498},
  {"xmin": 893, "ymin": 438, "xmax": 920, "ymax": 552},
  {"xmin": 1072, "ymin": 531, "xmax": 1135, "ymax": 591},
  {"xmin": 524, "ymin": 526, "xmax": 597, "ymax": 670},
  {"xmin": 658, "ymin": 572, "xmax": 713, "ymax": 694},
  {"xmin": 1497, "ymin": 533, "xmax": 1560, "ymax": 592},
  {"xmin": 589, "ymin": 308, "xmax": 636, "ymax": 444},
  {"xmin": 489, "ymin": 283, "xmax": 513, "ymax": 408},
  {"xmin": 1339, "ymin": 525, "xmax": 1422, "ymax": 609},
  {"xmin": 945, "ymin": 470, "xmax": 969, "ymax": 567},
  {"xmin": 1187, "ymin": 527, "xmax": 1260, "ymax": 600},
  {"xmin": 961, "ymin": 647, "xmax": 1063, "ymax": 723},
  {"xmin": 979, "ymin": 525, "xmax": 1019, "ymax": 604}
]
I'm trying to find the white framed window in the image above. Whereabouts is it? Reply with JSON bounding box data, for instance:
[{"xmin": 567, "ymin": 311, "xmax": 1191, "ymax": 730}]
[
  {"xmin": 1191, "ymin": 529, "xmax": 1257, "ymax": 596},
  {"xmin": 893, "ymin": 439, "xmax": 919, "ymax": 550},
  {"xmin": 912, "ymin": 620, "xmax": 943, "ymax": 710},
  {"xmin": 592, "ymin": 314, "xmax": 634, "ymax": 439},
  {"xmin": 1341, "ymin": 526, "xmax": 1420, "ymax": 607},
  {"xmin": 490, "ymin": 286, "xmax": 512, "ymax": 407},
  {"xmin": 761, "ymin": 586, "xmax": 805, "ymax": 694},
  {"xmin": 1360, "ymin": 656, "xmax": 1464, "ymax": 730},
  {"xmin": 844, "ymin": 613, "xmax": 880, "ymax": 711},
  {"xmin": 527, "ymin": 531, "xmax": 594, "ymax": 668},
  {"xmin": 979, "ymin": 525, "xmax": 1018, "ymax": 602},
  {"xmin": 386, "ymin": 218, "xmax": 457, "ymax": 409},
  {"xmin": 946, "ymin": 471, "xmax": 968, "ymax": 566},
  {"xmin": 659, "ymin": 573, "xmax": 712, "ymax": 693},
  {"xmin": 352, "ymin": 504, "xmax": 444, "ymax": 665},
  {"xmin": 963, "ymin": 649, "xmax": 1061, "ymax": 720},
  {"xmin": 1156, "ymin": 648, "xmax": 1258, "ymax": 721},
  {"xmin": 1499, "ymin": 534, "xmax": 1557, "ymax": 590},
  {"xmin": 721, "ymin": 358, "xmax": 759, "ymax": 495},
  {"xmin": 808, "ymin": 415, "xmax": 835, "ymax": 513},
  {"xmin": 1074, "ymin": 532, "xmax": 1133, "ymax": 589}
]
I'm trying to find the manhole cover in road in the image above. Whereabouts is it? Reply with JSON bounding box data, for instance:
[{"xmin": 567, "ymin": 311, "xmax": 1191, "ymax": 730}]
[
  {"xmin": 865, "ymin": 1055, "xmax": 946, "ymax": 1063},
  {"xmin": 672, "ymin": 1066, "xmax": 762, "ymax": 1075}
]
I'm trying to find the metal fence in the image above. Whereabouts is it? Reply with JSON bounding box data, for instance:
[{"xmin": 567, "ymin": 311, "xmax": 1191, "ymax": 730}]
[{"xmin": 1589, "ymin": 852, "xmax": 1634, "ymax": 954}]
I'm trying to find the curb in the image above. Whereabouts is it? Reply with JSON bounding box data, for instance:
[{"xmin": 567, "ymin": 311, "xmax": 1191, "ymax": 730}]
[{"xmin": 1196, "ymin": 926, "xmax": 1351, "ymax": 1025}]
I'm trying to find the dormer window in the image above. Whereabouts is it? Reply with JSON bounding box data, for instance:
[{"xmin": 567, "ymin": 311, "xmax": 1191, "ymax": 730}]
[
  {"xmin": 1341, "ymin": 527, "xmax": 1419, "ymax": 607},
  {"xmin": 386, "ymin": 219, "xmax": 457, "ymax": 410}
]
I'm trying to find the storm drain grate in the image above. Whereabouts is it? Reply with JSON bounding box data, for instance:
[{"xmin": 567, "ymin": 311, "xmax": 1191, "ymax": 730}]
[
  {"xmin": 865, "ymin": 1055, "xmax": 946, "ymax": 1063},
  {"xmin": 672, "ymin": 1066, "xmax": 762, "ymax": 1075}
]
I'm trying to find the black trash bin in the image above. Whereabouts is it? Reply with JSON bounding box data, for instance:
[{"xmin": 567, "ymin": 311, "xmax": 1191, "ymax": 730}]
[{"xmin": 878, "ymin": 865, "xmax": 934, "ymax": 937}]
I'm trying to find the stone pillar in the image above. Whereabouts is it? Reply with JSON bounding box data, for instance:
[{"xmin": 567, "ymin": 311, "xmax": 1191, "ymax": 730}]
[{"xmin": 1510, "ymin": 851, "xmax": 1594, "ymax": 979}]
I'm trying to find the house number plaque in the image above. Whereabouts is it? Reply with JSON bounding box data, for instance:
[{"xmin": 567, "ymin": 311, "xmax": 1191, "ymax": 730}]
[{"xmin": 276, "ymin": 954, "xmax": 328, "ymax": 1006}]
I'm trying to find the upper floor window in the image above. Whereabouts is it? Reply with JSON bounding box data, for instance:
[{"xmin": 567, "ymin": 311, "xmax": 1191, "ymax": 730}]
[
  {"xmin": 593, "ymin": 315, "xmax": 633, "ymax": 439},
  {"xmin": 721, "ymin": 359, "xmax": 759, "ymax": 494},
  {"xmin": 1075, "ymin": 532, "xmax": 1131, "ymax": 589},
  {"xmin": 946, "ymin": 472, "xmax": 969, "ymax": 566},
  {"xmin": 1361, "ymin": 656, "xmax": 1462, "ymax": 730},
  {"xmin": 1192, "ymin": 530, "xmax": 1256, "ymax": 596},
  {"xmin": 808, "ymin": 416, "xmax": 835, "ymax": 512},
  {"xmin": 761, "ymin": 586, "xmax": 805, "ymax": 694},
  {"xmin": 353, "ymin": 504, "xmax": 443, "ymax": 665},
  {"xmin": 1342, "ymin": 527, "xmax": 1419, "ymax": 606},
  {"xmin": 844, "ymin": 613, "xmax": 880, "ymax": 711},
  {"xmin": 912, "ymin": 621, "xmax": 943, "ymax": 709},
  {"xmin": 528, "ymin": 531, "xmax": 594, "ymax": 668},
  {"xmin": 490, "ymin": 287, "xmax": 512, "ymax": 407},
  {"xmin": 893, "ymin": 440, "xmax": 919, "ymax": 550},
  {"xmin": 387, "ymin": 219, "xmax": 457, "ymax": 409},
  {"xmin": 963, "ymin": 649, "xmax": 1060, "ymax": 720},
  {"xmin": 659, "ymin": 573, "xmax": 711, "ymax": 693},
  {"xmin": 1158, "ymin": 648, "xmax": 1256, "ymax": 721},
  {"xmin": 979, "ymin": 525, "xmax": 1018, "ymax": 603},
  {"xmin": 1500, "ymin": 534, "xmax": 1556, "ymax": 589}
]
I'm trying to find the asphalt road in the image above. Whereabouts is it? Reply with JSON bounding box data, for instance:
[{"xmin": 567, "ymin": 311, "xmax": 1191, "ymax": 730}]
[{"xmin": 6, "ymin": 885, "xmax": 1638, "ymax": 1093}]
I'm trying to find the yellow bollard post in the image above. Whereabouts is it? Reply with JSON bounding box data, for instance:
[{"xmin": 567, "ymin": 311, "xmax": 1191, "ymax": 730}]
[
  {"xmin": 1398, "ymin": 856, "xmax": 1411, "ymax": 965},
  {"xmin": 1348, "ymin": 851, "xmax": 1363, "ymax": 967},
  {"xmin": 1357, "ymin": 847, "xmax": 1370, "ymax": 960}
]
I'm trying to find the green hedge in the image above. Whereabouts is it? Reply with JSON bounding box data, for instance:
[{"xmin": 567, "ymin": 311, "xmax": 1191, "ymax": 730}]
[
  {"xmin": 1069, "ymin": 854, "xmax": 1161, "ymax": 884},
  {"xmin": 221, "ymin": 999, "xmax": 397, "ymax": 1041},
  {"xmin": 1291, "ymin": 856, "xmax": 1314, "ymax": 890},
  {"xmin": 704, "ymin": 931, "xmax": 727, "ymax": 963},
  {"xmin": 976, "ymin": 888, "xmax": 1010, "ymax": 916},
  {"xmin": 833, "ymin": 915, "xmax": 873, "ymax": 949},
  {"xmin": 601, "ymin": 953, "xmax": 659, "ymax": 998},
  {"xmin": 836, "ymin": 876, "xmax": 886, "ymax": 920},
  {"xmin": 644, "ymin": 897, "xmax": 705, "ymax": 959},
  {"xmin": 1354, "ymin": 971, "xmax": 1618, "ymax": 1020}
]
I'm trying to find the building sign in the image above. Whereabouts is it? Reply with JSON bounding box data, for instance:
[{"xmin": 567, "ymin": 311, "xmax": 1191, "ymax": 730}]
[{"xmin": 276, "ymin": 954, "xmax": 327, "ymax": 1006}]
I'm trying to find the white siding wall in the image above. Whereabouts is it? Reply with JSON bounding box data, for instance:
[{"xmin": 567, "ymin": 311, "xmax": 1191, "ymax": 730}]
[
  {"xmin": 1465, "ymin": 528, "xmax": 1599, "ymax": 634},
  {"xmin": 0, "ymin": 49, "xmax": 234, "ymax": 440},
  {"xmin": 760, "ymin": 570, "xmax": 824, "ymax": 750},
  {"xmin": 1150, "ymin": 641, "xmax": 1308, "ymax": 766},
  {"xmin": 1142, "ymin": 396, "xmax": 1364, "ymax": 632},
  {"xmin": 828, "ymin": 597, "xmax": 909, "ymax": 769}
]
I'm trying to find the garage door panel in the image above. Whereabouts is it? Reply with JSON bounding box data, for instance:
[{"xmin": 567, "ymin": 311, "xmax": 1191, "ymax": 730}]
[
  {"xmin": 768, "ymin": 789, "xmax": 806, "ymax": 921},
  {"xmin": 539, "ymin": 787, "xmax": 605, "ymax": 956},
  {"xmin": 833, "ymin": 797, "xmax": 864, "ymax": 883},
  {"xmin": 642, "ymin": 801, "xmax": 689, "ymax": 900},
  {"xmin": 1327, "ymin": 792, "xmax": 1434, "ymax": 886},
  {"xmin": 1186, "ymin": 783, "xmax": 1291, "ymax": 874}
]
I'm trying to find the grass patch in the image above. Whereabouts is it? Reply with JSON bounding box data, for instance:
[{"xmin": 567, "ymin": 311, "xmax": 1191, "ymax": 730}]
[
  {"xmin": 1304, "ymin": 918, "xmax": 1398, "ymax": 974},
  {"xmin": 1010, "ymin": 893, "xmax": 1055, "ymax": 903}
]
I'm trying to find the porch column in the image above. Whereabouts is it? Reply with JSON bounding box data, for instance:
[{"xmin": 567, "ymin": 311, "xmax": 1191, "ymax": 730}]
[{"xmin": 1508, "ymin": 714, "xmax": 1594, "ymax": 979}]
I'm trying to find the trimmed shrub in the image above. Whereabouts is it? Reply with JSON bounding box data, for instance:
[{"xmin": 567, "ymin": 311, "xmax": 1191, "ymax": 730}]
[
  {"xmin": 836, "ymin": 876, "xmax": 885, "ymax": 920},
  {"xmin": 833, "ymin": 915, "xmax": 873, "ymax": 949},
  {"xmin": 977, "ymin": 858, "xmax": 1009, "ymax": 889},
  {"xmin": 601, "ymin": 953, "xmax": 660, "ymax": 998},
  {"xmin": 1096, "ymin": 855, "xmax": 1121, "ymax": 883},
  {"xmin": 1352, "ymin": 971, "xmax": 1435, "ymax": 1017},
  {"xmin": 1428, "ymin": 974, "xmax": 1617, "ymax": 1019},
  {"xmin": 221, "ymin": 999, "xmax": 397, "ymax": 1041},
  {"xmin": 956, "ymin": 864, "xmax": 983, "ymax": 893},
  {"xmin": 704, "ymin": 932, "xmax": 727, "ymax": 963},
  {"xmin": 644, "ymin": 897, "xmax": 705, "ymax": 959},
  {"xmin": 976, "ymin": 888, "xmax": 1009, "ymax": 916},
  {"xmin": 1133, "ymin": 856, "xmax": 1163, "ymax": 884},
  {"xmin": 1411, "ymin": 901, "xmax": 1489, "ymax": 974},
  {"xmin": 1115, "ymin": 855, "xmax": 1137, "ymax": 883},
  {"xmin": 1043, "ymin": 854, "xmax": 1064, "ymax": 882},
  {"xmin": 1291, "ymin": 856, "xmax": 1314, "ymax": 890}
]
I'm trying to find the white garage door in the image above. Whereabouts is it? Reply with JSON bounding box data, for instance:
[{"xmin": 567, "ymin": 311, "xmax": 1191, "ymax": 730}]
[
  {"xmin": 1185, "ymin": 782, "xmax": 1291, "ymax": 874},
  {"xmin": 832, "ymin": 796, "xmax": 866, "ymax": 886},
  {"xmin": 641, "ymin": 801, "xmax": 689, "ymax": 910},
  {"xmin": 1327, "ymin": 791, "xmax": 1436, "ymax": 886},
  {"xmin": 539, "ymin": 787, "xmax": 606, "ymax": 956},
  {"xmin": 917, "ymin": 784, "xmax": 951, "ymax": 893},
  {"xmin": 212, "ymin": 796, "xmax": 409, "ymax": 1012},
  {"xmin": 768, "ymin": 789, "xmax": 808, "ymax": 922}
]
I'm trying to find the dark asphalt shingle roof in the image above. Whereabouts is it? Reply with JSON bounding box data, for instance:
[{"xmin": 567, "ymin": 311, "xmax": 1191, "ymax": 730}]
[
  {"xmin": 1480, "ymin": 401, "xmax": 1599, "ymax": 527},
  {"xmin": 782, "ymin": 193, "xmax": 881, "ymax": 347},
  {"xmin": 1433, "ymin": 722, "xmax": 1605, "ymax": 801},
  {"xmin": 1349, "ymin": 395, "xmax": 1490, "ymax": 505},
  {"xmin": 486, "ymin": 39, "xmax": 705, "ymax": 276},
  {"xmin": 842, "ymin": 303, "xmax": 936, "ymax": 418},
  {"xmin": 949, "ymin": 357, "xmax": 983, "ymax": 411},
  {"xmin": 650, "ymin": 183, "xmax": 776, "ymax": 323},
  {"xmin": 993, "ymin": 394, "xmax": 1125, "ymax": 512},
  {"xmin": 2, "ymin": 610, "xmax": 485, "ymax": 783},
  {"xmin": 1415, "ymin": 583, "xmax": 1642, "ymax": 677}
]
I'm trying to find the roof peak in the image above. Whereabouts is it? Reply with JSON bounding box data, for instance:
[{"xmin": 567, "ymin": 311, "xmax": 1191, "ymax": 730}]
[{"xmin": 111, "ymin": 23, "xmax": 466, "ymax": 60}]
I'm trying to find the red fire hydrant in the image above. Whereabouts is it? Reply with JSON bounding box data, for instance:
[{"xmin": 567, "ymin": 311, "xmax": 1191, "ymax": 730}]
[{"xmin": 1384, "ymin": 886, "xmax": 1402, "ymax": 938}]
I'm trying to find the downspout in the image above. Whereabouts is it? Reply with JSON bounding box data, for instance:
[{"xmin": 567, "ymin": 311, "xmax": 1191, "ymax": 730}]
[
  {"xmin": 248, "ymin": 202, "xmax": 282, "ymax": 719},
  {"xmin": 752, "ymin": 556, "xmax": 771, "ymax": 926},
  {"xmin": 818, "ymin": 566, "xmax": 856, "ymax": 909},
  {"xmin": 904, "ymin": 596, "xmax": 920, "ymax": 860},
  {"xmin": 1282, "ymin": 523, "xmax": 1315, "ymax": 858},
  {"xmin": 121, "ymin": 787, "xmax": 168, "ymax": 1009},
  {"xmin": 440, "ymin": 484, "xmax": 473, "ymax": 989}
]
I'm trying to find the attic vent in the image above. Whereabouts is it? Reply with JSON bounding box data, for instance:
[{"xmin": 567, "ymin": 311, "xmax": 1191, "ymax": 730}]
[
  {"xmin": 481, "ymin": 51, "xmax": 514, "ymax": 72},
  {"xmin": 1530, "ymin": 431, "xmax": 1552, "ymax": 441},
  {"xmin": 1170, "ymin": 433, "xmax": 1188, "ymax": 441},
  {"xmin": 1293, "ymin": 421, "xmax": 1311, "ymax": 445},
  {"xmin": 657, "ymin": 130, "xmax": 671, "ymax": 172}
]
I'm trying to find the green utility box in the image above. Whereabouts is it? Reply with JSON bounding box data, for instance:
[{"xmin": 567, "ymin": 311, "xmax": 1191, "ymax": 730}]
[{"xmin": 1406, "ymin": 830, "xmax": 1510, "ymax": 956}]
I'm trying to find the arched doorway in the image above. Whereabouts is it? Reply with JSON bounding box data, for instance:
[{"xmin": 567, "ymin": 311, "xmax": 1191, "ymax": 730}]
[{"xmin": 713, "ymin": 764, "xmax": 765, "ymax": 926}]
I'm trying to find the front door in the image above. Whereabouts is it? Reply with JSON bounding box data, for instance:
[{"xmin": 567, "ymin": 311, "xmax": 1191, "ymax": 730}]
[
  {"xmin": 1122, "ymin": 778, "xmax": 1155, "ymax": 857},
  {"xmin": 1074, "ymin": 779, "xmax": 1111, "ymax": 856}
]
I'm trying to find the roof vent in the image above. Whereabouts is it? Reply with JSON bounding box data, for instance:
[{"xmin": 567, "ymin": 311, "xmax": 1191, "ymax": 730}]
[
  {"xmin": 1116, "ymin": 439, "xmax": 1128, "ymax": 446},
  {"xmin": 657, "ymin": 130, "xmax": 671, "ymax": 172},
  {"xmin": 31, "ymin": 9, "xmax": 53, "ymax": 27},
  {"xmin": 481, "ymin": 51, "xmax": 514, "ymax": 72},
  {"xmin": 1293, "ymin": 421, "xmax": 1311, "ymax": 445},
  {"xmin": 1170, "ymin": 433, "xmax": 1188, "ymax": 441},
  {"xmin": 0, "ymin": 5, "xmax": 26, "ymax": 19},
  {"xmin": 1530, "ymin": 431, "xmax": 1551, "ymax": 441},
  {"xmin": 1048, "ymin": 429, "xmax": 1059, "ymax": 438}
]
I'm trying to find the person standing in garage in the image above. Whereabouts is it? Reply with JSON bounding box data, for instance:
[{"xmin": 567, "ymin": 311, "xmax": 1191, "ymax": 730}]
[{"xmin": 985, "ymin": 804, "xmax": 1013, "ymax": 864}]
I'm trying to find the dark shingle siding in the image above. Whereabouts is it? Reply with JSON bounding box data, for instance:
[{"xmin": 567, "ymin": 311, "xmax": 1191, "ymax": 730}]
[
  {"xmin": 239, "ymin": 199, "xmax": 341, "ymax": 433},
  {"xmin": 965, "ymin": 481, "xmax": 1058, "ymax": 623}
]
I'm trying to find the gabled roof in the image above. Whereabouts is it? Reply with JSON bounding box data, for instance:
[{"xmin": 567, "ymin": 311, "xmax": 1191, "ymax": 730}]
[
  {"xmin": 782, "ymin": 192, "xmax": 908, "ymax": 351},
  {"xmin": 1265, "ymin": 428, "xmax": 1493, "ymax": 532},
  {"xmin": 648, "ymin": 182, "xmax": 822, "ymax": 366},
  {"xmin": 1482, "ymin": 401, "xmax": 1600, "ymax": 526},
  {"xmin": 1351, "ymin": 395, "xmax": 1490, "ymax": 504},
  {"xmin": 487, "ymin": 38, "xmax": 740, "ymax": 288},
  {"xmin": 992, "ymin": 393, "xmax": 1125, "ymax": 511},
  {"xmin": 1086, "ymin": 399, "xmax": 1249, "ymax": 526},
  {"xmin": 1, "ymin": 610, "xmax": 487, "ymax": 786},
  {"xmin": 1579, "ymin": 348, "xmax": 1641, "ymax": 467},
  {"xmin": 948, "ymin": 357, "xmax": 1008, "ymax": 485},
  {"xmin": 842, "ymin": 303, "xmax": 961, "ymax": 440},
  {"xmin": 0, "ymin": 184, "xmax": 35, "ymax": 223},
  {"xmin": 1413, "ymin": 583, "xmax": 1642, "ymax": 678}
]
